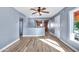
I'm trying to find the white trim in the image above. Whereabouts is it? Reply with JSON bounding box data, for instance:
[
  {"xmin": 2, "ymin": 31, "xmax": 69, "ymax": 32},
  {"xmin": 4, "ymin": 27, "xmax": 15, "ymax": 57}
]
[
  {"xmin": 69, "ymin": 8, "xmax": 75, "ymax": 41},
  {"xmin": 60, "ymin": 39, "xmax": 79, "ymax": 52},
  {"xmin": 69, "ymin": 7, "xmax": 79, "ymax": 44},
  {"xmin": 23, "ymin": 35, "xmax": 45, "ymax": 37},
  {"xmin": 49, "ymin": 32, "xmax": 78, "ymax": 52},
  {"xmin": 0, "ymin": 38, "xmax": 20, "ymax": 52}
]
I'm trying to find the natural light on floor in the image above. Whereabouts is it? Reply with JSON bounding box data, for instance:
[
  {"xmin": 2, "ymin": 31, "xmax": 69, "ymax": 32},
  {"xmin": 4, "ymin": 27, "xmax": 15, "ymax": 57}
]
[{"xmin": 39, "ymin": 38, "xmax": 66, "ymax": 52}]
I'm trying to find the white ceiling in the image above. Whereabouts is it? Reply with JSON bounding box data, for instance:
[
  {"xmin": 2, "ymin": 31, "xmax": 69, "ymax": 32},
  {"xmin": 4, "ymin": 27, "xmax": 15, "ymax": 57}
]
[{"xmin": 14, "ymin": 7, "xmax": 64, "ymax": 18}]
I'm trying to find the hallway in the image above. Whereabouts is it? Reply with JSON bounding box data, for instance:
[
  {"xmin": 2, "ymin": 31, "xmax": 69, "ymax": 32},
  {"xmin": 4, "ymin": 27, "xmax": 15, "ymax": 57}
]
[
  {"xmin": 2, "ymin": 33, "xmax": 74, "ymax": 52},
  {"xmin": 0, "ymin": 7, "xmax": 79, "ymax": 52}
]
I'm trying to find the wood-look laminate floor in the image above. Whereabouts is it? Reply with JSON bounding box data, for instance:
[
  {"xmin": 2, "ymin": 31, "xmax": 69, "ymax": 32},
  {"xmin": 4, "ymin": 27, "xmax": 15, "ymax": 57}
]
[{"xmin": 2, "ymin": 33, "xmax": 75, "ymax": 52}]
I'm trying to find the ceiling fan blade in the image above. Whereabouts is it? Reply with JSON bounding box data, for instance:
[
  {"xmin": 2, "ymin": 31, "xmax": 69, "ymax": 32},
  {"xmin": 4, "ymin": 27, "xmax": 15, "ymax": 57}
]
[
  {"xmin": 41, "ymin": 11, "xmax": 49, "ymax": 13},
  {"xmin": 42, "ymin": 7, "xmax": 46, "ymax": 10},
  {"xmin": 32, "ymin": 12, "xmax": 37, "ymax": 14},
  {"xmin": 30, "ymin": 8, "xmax": 37, "ymax": 11}
]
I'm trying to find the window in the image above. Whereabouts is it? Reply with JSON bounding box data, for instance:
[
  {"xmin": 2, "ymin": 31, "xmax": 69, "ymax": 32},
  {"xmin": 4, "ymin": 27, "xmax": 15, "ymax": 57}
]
[
  {"xmin": 74, "ymin": 11, "xmax": 79, "ymax": 41},
  {"xmin": 69, "ymin": 8, "xmax": 79, "ymax": 43}
]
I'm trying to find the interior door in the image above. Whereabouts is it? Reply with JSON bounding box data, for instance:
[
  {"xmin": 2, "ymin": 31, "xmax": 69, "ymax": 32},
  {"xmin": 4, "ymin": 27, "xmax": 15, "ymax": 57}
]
[{"xmin": 19, "ymin": 18, "xmax": 23, "ymax": 38}]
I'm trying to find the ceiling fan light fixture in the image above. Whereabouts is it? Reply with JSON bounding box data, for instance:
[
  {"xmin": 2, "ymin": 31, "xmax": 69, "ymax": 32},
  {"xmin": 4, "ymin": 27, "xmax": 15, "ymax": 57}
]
[{"xmin": 30, "ymin": 7, "xmax": 49, "ymax": 16}]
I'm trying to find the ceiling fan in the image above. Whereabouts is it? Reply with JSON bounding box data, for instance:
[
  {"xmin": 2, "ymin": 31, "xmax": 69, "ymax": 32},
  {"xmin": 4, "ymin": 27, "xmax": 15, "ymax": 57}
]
[{"xmin": 30, "ymin": 7, "xmax": 49, "ymax": 16}]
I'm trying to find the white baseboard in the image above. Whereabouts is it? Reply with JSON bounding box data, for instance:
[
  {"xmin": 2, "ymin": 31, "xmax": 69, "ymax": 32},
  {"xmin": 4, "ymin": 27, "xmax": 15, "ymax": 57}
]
[
  {"xmin": 49, "ymin": 32, "xmax": 78, "ymax": 52},
  {"xmin": 23, "ymin": 35, "xmax": 45, "ymax": 37},
  {"xmin": 60, "ymin": 39, "xmax": 79, "ymax": 52},
  {"xmin": 0, "ymin": 38, "xmax": 20, "ymax": 52}
]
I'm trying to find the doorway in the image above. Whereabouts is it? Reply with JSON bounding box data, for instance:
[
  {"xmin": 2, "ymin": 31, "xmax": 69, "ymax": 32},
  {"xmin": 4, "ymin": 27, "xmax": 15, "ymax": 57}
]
[{"xmin": 19, "ymin": 18, "xmax": 23, "ymax": 39}]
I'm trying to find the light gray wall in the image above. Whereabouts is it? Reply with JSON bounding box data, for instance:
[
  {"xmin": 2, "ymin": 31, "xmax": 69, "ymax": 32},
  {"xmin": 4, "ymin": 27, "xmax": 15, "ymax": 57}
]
[
  {"xmin": 58, "ymin": 7, "xmax": 79, "ymax": 51},
  {"xmin": 60, "ymin": 8, "xmax": 79, "ymax": 51},
  {"xmin": 23, "ymin": 18, "xmax": 45, "ymax": 36},
  {"xmin": 60, "ymin": 9, "xmax": 69, "ymax": 41},
  {"xmin": 54, "ymin": 15, "xmax": 60, "ymax": 38},
  {"xmin": 60, "ymin": 8, "xmax": 75, "ymax": 41},
  {"xmin": 0, "ymin": 7, "xmax": 25, "ymax": 49},
  {"xmin": 27, "ymin": 18, "xmax": 36, "ymax": 28},
  {"xmin": 48, "ymin": 18, "xmax": 55, "ymax": 34},
  {"xmin": 23, "ymin": 17, "xmax": 28, "ymax": 35},
  {"xmin": 50, "ymin": 7, "xmax": 79, "ymax": 51},
  {"xmin": 23, "ymin": 18, "xmax": 36, "ymax": 35},
  {"xmin": 48, "ymin": 16, "xmax": 61, "ymax": 38}
]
